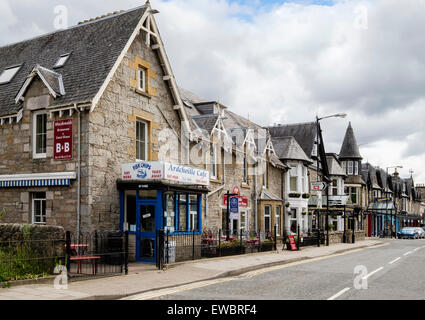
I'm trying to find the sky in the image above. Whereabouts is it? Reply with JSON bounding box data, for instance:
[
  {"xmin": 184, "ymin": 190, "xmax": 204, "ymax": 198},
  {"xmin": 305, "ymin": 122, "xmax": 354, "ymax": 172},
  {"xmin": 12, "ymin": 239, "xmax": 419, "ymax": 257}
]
[{"xmin": 1, "ymin": 0, "xmax": 424, "ymax": 182}]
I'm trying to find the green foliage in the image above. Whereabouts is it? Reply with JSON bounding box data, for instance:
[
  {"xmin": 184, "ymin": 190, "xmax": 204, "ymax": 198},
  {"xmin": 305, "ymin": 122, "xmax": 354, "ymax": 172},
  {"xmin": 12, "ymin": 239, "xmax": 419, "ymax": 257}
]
[
  {"xmin": 218, "ymin": 240, "xmax": 245, "ymax": 248},
  {"xmin": 0, "ymin": 240, "xmax": 57, "ymax": 282},
  {"xmin": 0, "ymin": 208, "xmax": 5, "ymax": 221}
]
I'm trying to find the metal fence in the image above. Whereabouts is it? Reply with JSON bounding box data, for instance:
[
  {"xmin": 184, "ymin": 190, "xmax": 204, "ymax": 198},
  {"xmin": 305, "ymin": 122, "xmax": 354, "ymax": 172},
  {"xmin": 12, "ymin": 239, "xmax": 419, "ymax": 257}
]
[
  {"xmin": 0, "ymin": 230, "xmax": 129, "ymax": 283},
  {"xmin": 156, "ymin": 227, "xmax": 279, "ymax": 269},
  {"xmin": 66, "ymin": 231, "xmax": 128, "ymax": 280}
]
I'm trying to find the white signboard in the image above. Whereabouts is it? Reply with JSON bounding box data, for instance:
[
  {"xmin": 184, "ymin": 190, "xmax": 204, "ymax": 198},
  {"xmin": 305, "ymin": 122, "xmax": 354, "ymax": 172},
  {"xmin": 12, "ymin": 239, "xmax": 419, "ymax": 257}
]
[
  {"xmin": 122, "ymin": 162, "xmax": 163, "ymax": 180},
  {"xmin": 311, "ymin": 182, "xmax": 327, "ymax": 191},
  {"xmin": 121, "ymin": 161, "xmax": 209, "ymax": 186}
]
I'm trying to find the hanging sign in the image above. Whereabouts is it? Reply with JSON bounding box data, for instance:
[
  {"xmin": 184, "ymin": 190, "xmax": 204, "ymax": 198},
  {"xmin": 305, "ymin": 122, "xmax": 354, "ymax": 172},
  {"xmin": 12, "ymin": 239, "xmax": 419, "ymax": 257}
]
[
  {"xmin": 54, "ymin": 119, "xmax": 73, "ymax": 160},
  {"xmin": 229, "ymin": 196, "xmax": 239, "ymax": 214}
]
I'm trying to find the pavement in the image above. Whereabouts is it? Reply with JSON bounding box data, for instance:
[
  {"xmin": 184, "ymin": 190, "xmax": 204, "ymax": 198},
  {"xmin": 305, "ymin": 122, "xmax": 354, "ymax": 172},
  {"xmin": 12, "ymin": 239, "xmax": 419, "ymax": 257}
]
[{"xmin": 0, "ymin": 238, "xmax": 384, "ymax": 300}]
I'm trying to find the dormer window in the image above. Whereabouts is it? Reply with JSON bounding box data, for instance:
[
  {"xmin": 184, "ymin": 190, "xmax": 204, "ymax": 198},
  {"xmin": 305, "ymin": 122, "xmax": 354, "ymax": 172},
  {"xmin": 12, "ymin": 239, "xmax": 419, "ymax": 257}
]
[
  {"xmin": 0, "ymin": 65, "xmax": 21, "ymax": 84},
  {"xmin": 54, "ymin": 53, "xmax": 70, "ymax": 68},
  {"xmin": 138, "ymin": 68, "xmax": 146, "ymax": 92}
]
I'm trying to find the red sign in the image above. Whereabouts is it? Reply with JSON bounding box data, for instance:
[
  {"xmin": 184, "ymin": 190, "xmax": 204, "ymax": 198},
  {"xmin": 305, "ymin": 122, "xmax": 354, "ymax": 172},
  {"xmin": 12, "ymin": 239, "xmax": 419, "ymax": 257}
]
[
  {"xmin": 54, "ymin": 119, "xmax": 73, "ymax": 160},
  {"xmin": 232, "ymin": 185, "xmax": 240, "ymax": 196},
  {"xmin": 288, "ymin": 236, "xmax": 298, "ymax": 251},
  {"xmin": 224, "ymin": 195, "xmax": 248, "ymax": 207}
]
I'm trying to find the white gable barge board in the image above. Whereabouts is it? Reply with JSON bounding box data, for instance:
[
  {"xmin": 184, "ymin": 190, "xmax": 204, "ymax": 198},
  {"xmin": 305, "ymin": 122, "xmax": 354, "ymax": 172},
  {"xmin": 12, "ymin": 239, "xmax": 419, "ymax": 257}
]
[{"xmin": 89, "ymin": 6, "xmax": 192, "ymax": 137}]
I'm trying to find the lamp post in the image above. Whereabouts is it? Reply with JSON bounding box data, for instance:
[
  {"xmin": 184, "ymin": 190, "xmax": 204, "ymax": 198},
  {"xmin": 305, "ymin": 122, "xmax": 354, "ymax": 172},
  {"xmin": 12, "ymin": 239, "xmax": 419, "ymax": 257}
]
[
  {"xmin": 315, "ymin": 113, "xmax": 347, "ymax": 247},
  {"xmin": 386, "ymin": 165, "xmax": 403, "ymax": 238}
]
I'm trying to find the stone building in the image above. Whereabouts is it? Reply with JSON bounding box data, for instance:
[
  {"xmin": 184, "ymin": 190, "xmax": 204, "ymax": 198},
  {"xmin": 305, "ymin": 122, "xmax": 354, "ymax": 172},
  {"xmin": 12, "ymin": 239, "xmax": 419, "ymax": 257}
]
[
  {"xmin": 0, "ymin": 4, "xmax": 214, "ymax": 262},
  {"xmin": 180, "ymin": 89, "xmax": 288, "ymax": 239},
  {"xmin": 338, "ymin": 122, "xmax": 366, "ymax": 232}
]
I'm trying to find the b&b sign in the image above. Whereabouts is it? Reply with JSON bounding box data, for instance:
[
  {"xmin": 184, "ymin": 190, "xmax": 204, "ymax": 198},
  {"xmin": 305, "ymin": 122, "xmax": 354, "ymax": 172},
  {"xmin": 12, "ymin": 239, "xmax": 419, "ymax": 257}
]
[{"xmin": 54, "ymin": 119, "xmax": 73, "ymax": 160}]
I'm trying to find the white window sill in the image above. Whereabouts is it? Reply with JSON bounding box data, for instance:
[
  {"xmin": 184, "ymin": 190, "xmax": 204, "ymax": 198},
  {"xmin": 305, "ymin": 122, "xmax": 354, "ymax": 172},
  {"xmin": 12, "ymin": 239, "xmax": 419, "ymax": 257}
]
[{"xmin": 33, "ymin": 153, "xmax": 46, "ymax": 159}]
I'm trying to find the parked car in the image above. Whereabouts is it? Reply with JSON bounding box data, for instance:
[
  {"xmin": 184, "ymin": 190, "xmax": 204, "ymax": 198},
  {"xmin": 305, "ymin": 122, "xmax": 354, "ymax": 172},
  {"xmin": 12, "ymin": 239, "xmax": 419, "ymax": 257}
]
[
  {"xmin": 398, "ymin": 227, "xmax": 421, "ymax": 239},
  {"xmin": 415, "ymin": 227, "xmax": 425, "ymax": 239}
]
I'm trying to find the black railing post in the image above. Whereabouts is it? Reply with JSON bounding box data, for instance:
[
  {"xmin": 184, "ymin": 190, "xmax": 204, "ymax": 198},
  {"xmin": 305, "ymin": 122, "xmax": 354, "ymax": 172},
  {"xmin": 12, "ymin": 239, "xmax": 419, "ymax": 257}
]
[
  {"xmin": 192, "ymin": 229, "xmax": 195, "ymax": 260},
  {"xmin": 352, "ymin": 212, "xmax": 356, "ymax": 244},
  {"xmin": 297, "ymin": 225, "xmax": 301, "ymax": 251},
  {"xmin": 65, "ymin": 231, "xmax": 71, "ymax": 276},
  {"xmin": 240, "ymin": 228, "xmax": 243, "ymax": 254},
  {"xmin": 274, "ymin": 225, "xmax": 277, "ymax": 251},
  {"xmin": 258, "ymin": 230, "xmax": 261, "ymax": 252},
  {"xmin": 166, "ymin": 229, "xmax": 169, "ymax": 265},
  {"xmin": 124, "ymin": 231, "xmax": 129, "ymax": 275},
  {"xmin": 219, "ymin": 229, "xmax": 222, "ymax": 257}
]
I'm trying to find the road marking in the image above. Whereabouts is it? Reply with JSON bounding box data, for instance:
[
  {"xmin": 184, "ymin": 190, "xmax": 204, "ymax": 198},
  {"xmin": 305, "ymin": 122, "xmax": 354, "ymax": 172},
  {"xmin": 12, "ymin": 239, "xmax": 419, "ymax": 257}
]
[
  {"xmin": 362, "ymin": 267, "xmax": 384, "ymax": 280},
  {"xmin": 389, "ymin": 257, "xmax": 401, "ymax": 264},
  {"xmin": 328, "ymin": 287, "xmax": 351, "ymax": 300},
  {"xmin": 413, "ymin": 247, "xmax": 421, "ymax": 251},
  {"xmin": 123, "ymin": 243, "xmax": 388, "ymax": 300},
  {"xmin": 403, "ymin": 251, "xmax": 413, "ymax": 256}
]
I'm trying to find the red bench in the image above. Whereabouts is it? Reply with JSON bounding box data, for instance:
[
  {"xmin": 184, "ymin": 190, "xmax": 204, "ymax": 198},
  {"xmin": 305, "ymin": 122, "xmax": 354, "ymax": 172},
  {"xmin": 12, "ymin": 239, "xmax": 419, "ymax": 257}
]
[{"xmin": 70, "ymin": 256, "xmax": 101, "ymax": 275}]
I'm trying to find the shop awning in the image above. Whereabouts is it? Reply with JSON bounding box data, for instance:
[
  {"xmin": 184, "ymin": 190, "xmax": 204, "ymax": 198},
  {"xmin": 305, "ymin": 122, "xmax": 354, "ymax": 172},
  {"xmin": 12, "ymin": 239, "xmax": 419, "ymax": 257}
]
[{"xmin": 0, "ymin": 172, "xmax": 76, "ymax": 188}]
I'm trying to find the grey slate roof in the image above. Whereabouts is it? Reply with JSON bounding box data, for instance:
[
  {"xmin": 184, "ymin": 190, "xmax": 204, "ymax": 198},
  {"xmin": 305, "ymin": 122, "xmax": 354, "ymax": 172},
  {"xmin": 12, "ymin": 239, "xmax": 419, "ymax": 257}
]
[
  {"xmin": 267, "ymin": 122, "xmax": 317, "ymax": 158},
  {"xmin": 271, "ymin": 136, "xmax": 312, "ymax": 163},
  {"xmin": 0, "ymin": 5, "xmax": 148, "ymax": 117},
  {"xmin": 191, "ymin": 114, "xmax": 218, "ymax": 134},
  {"xmin": 326, "ymin": 154, "xmax": 346, "ymax": 176},
  {"xmin": 339, "ymin": 122, "xmax": 362, "ymax": 160},
  {"xmin": 361, "ymin": 163, "xmax": 381, "ymax": 189}
]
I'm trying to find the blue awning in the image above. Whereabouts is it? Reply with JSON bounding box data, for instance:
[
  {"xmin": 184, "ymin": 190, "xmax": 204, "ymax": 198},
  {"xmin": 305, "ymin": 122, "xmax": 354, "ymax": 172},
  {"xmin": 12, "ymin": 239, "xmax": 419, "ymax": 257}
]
[{"xmin": 0, "ymin": 172, "xmax": 76, "ymax": 188}]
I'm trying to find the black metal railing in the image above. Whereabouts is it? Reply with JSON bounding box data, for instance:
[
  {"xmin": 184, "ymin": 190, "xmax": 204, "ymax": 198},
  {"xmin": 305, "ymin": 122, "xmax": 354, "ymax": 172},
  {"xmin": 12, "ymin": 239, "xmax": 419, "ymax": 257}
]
[
  {"xmin": 156, "ymin": 227, "xmax": 279, "ymax": 269},
  {"xmin": 65, "ymin": 230, "xmax": 128, "ymax": 280}
]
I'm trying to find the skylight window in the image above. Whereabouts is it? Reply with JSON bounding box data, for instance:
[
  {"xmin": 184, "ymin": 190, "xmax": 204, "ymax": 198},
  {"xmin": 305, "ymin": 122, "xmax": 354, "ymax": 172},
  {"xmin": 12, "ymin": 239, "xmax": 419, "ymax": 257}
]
[
  {"xmin": 0, "ymin": 65, "xmax": 21, "ymax": 84},
  {"xmin": 54, "ymin": 53, "xmax": 71, "ymax": 68}
]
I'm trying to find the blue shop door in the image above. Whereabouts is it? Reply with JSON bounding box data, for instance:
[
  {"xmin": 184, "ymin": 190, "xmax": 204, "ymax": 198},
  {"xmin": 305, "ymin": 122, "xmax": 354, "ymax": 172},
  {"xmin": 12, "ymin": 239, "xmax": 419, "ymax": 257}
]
[{"xmin": 137, "ymin": 202, "xmax": 161, "ymax": 263}]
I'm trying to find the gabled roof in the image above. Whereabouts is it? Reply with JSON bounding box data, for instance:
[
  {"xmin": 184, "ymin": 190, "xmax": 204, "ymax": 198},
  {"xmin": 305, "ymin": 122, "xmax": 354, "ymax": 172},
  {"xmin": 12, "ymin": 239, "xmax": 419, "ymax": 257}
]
[
  {"xmin": 361, "ymin": 163, "xmax": 381, "ymax": 189},
  {"xmin": 326, "ymin": 154, "xmax": 346, "ymax": 176},
  {"xmin": 339, "ymin": 122, "xmax": 362, "ymax": 160},
  {"xmin": 272, "ymin": 136, "xmax": 312, "ymax": 163},
  {"xmin": 15, "ymin": 65, "xmax": 65, "ymax": 102},
  {"xmin": 191, "ymin": 114, "xmax": 218, "ymax": 134},
  {"xmin": 267, "ymin": 122, "xmax": 317, "ymax": 158},
  {"xmin": 0, "ymin": 5, "xmax": 148, "ymax": 117}
]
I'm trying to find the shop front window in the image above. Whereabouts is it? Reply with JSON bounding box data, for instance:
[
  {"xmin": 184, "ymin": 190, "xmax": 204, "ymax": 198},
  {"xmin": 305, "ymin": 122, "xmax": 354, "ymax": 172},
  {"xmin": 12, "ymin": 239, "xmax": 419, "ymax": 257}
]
[
  {"xmin": 178, "ymin": 194, "xmax": 187, "ymax": 232},
  {"xmin": 189, "ymin": 195, "xmax": 198, "ymax": 231},
  {"xmin": 164, "ymin": 192, "xmax": 175, "ymax": 233}
]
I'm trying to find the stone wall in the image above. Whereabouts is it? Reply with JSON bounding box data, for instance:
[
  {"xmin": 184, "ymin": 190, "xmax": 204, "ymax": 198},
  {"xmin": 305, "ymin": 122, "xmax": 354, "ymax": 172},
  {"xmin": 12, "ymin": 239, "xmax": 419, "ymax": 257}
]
[
  {"xmin": 327, "ymin": 230, "xmax": 366, "ymax": 244},
  {"xmin": 0, "ymin": 223, "xmax": 65, "ymax": 258},
  {"xmin": 0, "ymin": 77, "xmax": 89, "ymax": 233}
]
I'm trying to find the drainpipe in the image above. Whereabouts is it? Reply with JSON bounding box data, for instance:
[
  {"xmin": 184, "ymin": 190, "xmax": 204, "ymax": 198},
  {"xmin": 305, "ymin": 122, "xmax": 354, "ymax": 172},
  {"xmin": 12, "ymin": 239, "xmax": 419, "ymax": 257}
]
[
  {"xmin": 254, "ymin": 161, "xmax": 258, "ymax": 232},
  {"xmin": 76, "ymin": 103, "xmax": 81, "ymax": 236}
]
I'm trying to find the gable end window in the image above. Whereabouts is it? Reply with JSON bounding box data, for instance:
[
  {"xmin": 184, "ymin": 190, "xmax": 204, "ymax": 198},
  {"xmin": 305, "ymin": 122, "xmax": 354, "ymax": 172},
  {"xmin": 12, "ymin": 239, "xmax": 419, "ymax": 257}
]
[
  {"xmin": 138, "ymin": 68, "xmax": 146, "ymax": 92},
  {"xmin": 33, "ymin": 111, "xmax": 47, "ymax": 158},
  {"xmin": 136, "ymin": 120, "xmax": 148, "ymax": 161}
]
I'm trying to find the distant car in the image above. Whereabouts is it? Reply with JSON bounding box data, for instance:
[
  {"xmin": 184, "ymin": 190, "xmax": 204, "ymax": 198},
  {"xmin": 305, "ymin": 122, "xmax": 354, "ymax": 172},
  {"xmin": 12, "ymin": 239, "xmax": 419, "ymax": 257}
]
[
  {"xmin": 398, "ymin": 227, "xmax": 421, "ymax": 239},
  {"xmin": 415, "ymin": 227, "xmax": 425, "ymax": 239}
]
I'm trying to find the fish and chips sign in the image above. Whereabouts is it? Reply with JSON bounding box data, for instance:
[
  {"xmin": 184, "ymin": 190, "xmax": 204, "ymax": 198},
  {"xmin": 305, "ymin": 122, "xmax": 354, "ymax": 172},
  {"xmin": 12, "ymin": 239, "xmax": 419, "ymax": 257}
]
[{"xmin": 122, "ymin": 161, "xmax": 209, "ymax": 186}]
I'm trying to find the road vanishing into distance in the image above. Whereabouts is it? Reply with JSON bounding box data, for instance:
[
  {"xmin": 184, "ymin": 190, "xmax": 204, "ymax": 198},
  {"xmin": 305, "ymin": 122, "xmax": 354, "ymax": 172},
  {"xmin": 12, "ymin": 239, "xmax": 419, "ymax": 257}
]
[{"xmin": 127, "ymin": 239, "xmax": 425, "ymax": 300}]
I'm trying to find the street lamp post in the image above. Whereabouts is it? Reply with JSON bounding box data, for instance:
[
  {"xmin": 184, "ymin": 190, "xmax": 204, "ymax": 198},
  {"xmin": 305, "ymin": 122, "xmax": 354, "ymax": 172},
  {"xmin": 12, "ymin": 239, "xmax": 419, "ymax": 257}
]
[{"xmin": 315, "ymin": 113, "xmax": 347, "ymax": 247}]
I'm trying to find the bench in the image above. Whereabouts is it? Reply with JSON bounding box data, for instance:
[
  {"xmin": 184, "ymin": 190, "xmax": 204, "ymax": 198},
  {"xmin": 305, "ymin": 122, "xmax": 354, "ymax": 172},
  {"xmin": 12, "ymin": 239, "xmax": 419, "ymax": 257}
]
[{"xmin": 70, "ymin": 256, "xmax": 101, "ymax": 275}]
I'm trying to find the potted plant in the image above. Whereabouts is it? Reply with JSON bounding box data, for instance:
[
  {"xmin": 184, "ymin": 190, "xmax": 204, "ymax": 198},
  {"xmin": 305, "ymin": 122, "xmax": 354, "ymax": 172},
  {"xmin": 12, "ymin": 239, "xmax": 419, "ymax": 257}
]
[
  {"xmin": 288, "ymin": 193, "xmax": 301, "ymax": 198},
  {"xmin": 285, "ymin": 202, "xmax": 290, "ymax": 208},
  {"xmin": 302, "ymin": 193, "xmax": 311, "ymax": 199},
  {"xmin": 302, "ymin": 211, "xmax": 307, "ymax": 216}
]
